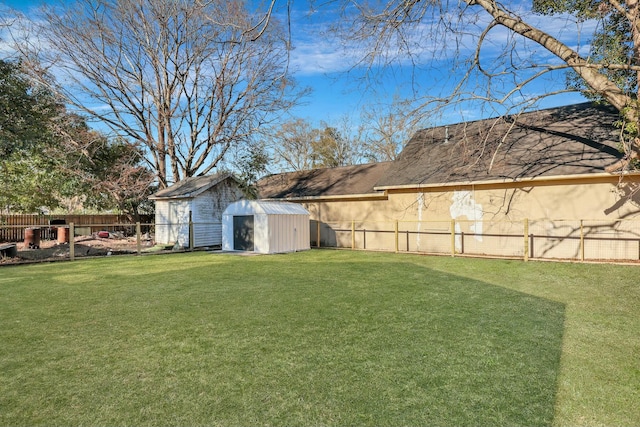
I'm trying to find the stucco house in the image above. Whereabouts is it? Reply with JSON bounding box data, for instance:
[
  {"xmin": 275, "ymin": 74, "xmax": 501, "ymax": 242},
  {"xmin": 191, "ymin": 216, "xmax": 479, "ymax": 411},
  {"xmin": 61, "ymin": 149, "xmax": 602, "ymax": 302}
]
[
  {"xmin": 150, "ymin": 173, "xmax": 244, "ymax": 248},
  {"xmin": 257, "ymin": 102, "xmax": 640, "ymax": 260}
]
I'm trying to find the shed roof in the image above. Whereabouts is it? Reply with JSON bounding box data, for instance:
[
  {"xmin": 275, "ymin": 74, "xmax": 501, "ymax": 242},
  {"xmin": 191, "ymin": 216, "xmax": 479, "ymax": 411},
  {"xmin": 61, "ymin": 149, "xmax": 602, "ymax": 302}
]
[
  {"xmin": 376, "ymin": 102, "xmax": 623, "ymax": 188},
  {"xmin": 149, "ymin": 173, "xmax": 236, "ymax": 200},
  {"xmin": 257, "ymin": 162, "xmax": 391, "ymax": 199},
  {"xmin": 224, "ymin": 200, "xmax": 310, "ymax": 216}
]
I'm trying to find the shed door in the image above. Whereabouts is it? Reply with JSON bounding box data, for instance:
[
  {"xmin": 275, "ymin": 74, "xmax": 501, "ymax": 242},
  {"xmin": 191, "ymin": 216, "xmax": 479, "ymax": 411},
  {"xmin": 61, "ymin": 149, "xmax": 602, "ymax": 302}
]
[{"xmin": 233, "ymin": 215, "xmax": 254, "ymax": 251}]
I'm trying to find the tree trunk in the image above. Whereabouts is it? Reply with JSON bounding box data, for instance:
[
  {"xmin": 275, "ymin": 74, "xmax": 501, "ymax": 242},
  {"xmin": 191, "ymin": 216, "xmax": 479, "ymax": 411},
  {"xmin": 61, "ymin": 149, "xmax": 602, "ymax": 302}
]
[{"xmin": 467, "ymin": 0, "xmax": 633, "ymax": 112}]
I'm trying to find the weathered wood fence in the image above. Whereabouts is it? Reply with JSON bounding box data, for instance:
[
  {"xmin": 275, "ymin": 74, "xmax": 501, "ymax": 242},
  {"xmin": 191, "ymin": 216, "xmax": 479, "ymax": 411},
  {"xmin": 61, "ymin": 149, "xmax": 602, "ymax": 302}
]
[
  {"xmin": 0, "ymin": 214, "xmax": 153, "ymax": 242},
  {"xmin": 312, "ymin": 218, "xmax": 640, "ymax": 263}
]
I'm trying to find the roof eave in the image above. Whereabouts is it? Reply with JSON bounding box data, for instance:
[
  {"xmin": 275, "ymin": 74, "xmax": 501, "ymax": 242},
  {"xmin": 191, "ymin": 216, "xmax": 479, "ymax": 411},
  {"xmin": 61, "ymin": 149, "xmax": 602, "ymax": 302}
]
[
  {"xmin": 149, "ymin": 173, "xmax": 235, "ymax": 200},
  {"xmin": 261, "ymin": 192, "xmax": 389, "ymax": 203},
  {"xmin": 148, "ymin": 194, "xmax": 196, "ymax": 201},
  {"xmin": 373, "ymin": 171, "xmax": 640, "ymax": 191}
]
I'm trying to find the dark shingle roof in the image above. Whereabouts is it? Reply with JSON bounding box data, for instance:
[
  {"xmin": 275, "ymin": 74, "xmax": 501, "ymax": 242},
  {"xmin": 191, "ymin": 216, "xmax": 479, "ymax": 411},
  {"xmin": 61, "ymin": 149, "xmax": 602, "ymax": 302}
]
[
  {"xmin": 149, "ymin": 173, "xmax": 235, "ymax": 200},
  {"xmin": 257, "ymin": 162, "xmax": 392, "ymax": 199},
  {"xmin": 256, "ymin": 103, "xmax": 624, "ymax": 200},
  {"xmin": 376, "ymin": 102, "xmax": 623, "ymax": 188}
]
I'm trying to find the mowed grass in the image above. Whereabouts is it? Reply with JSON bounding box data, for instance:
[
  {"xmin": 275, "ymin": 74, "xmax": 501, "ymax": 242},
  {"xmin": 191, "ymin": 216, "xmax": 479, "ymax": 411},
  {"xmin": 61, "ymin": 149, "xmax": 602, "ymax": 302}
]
[{"xmin": 0, "ymin": 251, "xmax": 637, "ymax": 426}]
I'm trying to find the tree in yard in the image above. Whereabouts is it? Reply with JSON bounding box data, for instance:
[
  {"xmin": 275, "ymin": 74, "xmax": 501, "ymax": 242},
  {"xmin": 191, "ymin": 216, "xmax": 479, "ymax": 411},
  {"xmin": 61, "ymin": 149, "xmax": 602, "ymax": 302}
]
[
  {"xmin": 266, "ymin": 116, "xmax": 363, "ymax": 171},
  {"xmin": 61, "ymin": 122, "xmax": 156, "ymax": 221},
  {"xmin": 333, "ymin": 0, "xmax": 640, "ymax": 170},
  {"xmin": 268, "ymin": 118, "xmax": 319, "ymax": 172},
  {"xmin": 359, "ymin": 97, "xmax": 425, "ymax": 162},
  {"xmin": 312, "ymin": 123, "xmax": 359, "ymax": 168},
  {"xmin": 19, "ymin": 0, "xmax": 302, "ymax": 188},
  {"xmin": 0, "ymin": 56, "xmax": 155, "ymax": 216},
  {"xmin": 0, "ymin": 60, "xmax": 51, "ymax": 156},
  {"xmin": 0, "ymin": 59, "xmax": 62, "ymax": 213},
  {"xmin": 229, "ymin": 140, "xmax": 270, "ymax": 198}
]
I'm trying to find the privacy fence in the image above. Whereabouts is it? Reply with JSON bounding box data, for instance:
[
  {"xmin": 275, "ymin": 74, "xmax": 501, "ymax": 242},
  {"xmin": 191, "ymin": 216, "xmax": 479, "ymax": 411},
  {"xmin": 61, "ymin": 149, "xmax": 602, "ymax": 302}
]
[
  {"xmin": 312, "ymin": 219, "xmax": 640, "ymax": 262},
  {"xmin": 0, "ymin": 214, "xmax": 153, "ymax": 242}
]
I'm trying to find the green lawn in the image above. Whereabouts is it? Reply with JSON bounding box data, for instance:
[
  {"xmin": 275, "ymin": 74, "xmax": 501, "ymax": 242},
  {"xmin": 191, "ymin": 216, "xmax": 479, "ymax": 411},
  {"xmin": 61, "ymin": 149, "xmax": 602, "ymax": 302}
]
[{"xmin": 0, "ymin": 250, "xmax": 637, "ymax": 426}]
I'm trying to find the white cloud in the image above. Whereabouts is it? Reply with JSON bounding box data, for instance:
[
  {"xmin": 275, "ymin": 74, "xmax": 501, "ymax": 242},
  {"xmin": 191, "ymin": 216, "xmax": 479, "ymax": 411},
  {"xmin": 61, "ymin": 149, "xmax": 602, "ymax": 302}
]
[{"xmin": 287, "ymin": 2, "xmax": 600, "ymax": 77}]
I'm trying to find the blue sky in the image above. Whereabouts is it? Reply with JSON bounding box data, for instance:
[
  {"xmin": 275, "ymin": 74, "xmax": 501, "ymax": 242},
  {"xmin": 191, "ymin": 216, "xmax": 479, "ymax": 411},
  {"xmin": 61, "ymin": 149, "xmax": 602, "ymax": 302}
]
[
  {"xmin": 273, "ymin": 0, "xmax": 591, "ymax": 125},
  {"xmin": 2, "ymin": 0, "xmax": 591, "ymax": 128}
]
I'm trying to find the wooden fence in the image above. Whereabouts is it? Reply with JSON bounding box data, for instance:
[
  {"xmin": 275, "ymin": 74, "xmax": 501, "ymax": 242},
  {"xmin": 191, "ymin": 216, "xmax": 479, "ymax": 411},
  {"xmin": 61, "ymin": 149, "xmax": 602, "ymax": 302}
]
[
  {"xmin": 0, "ymin": 214, "xmax": 153, "ymax": 242},
  {"xmin": 312, "ymin": 218, "xmax": 640, "ymax": 263},
  {"xmin": 4, "ymin": 216, "xmax": 639, "ymax": 264}
]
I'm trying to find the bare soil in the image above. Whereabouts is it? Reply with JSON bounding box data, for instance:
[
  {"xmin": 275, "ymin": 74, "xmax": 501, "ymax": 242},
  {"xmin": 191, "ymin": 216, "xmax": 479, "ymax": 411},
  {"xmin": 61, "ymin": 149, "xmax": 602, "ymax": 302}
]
[{"xmin": 0, "ymin": 234, "xmax": 155, "ymax": 265}]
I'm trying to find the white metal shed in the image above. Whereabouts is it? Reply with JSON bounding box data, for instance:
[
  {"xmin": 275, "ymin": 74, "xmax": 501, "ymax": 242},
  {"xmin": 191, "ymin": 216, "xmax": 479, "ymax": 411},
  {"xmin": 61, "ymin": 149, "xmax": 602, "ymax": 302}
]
[{"xmin": 222, "ymin": 200, "xmax": 310, "ymax": 254}]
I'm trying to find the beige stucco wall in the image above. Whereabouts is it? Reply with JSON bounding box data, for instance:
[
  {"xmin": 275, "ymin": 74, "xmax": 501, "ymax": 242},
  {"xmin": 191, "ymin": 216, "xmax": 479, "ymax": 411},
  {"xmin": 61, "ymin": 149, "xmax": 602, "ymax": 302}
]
[
  {"xmin": 297, "ymin": 174, "xmax": 640, "ymax": 260},
  {"xmin": 305, "ymin": 177, "xmax": 638, "ymax": 222}
]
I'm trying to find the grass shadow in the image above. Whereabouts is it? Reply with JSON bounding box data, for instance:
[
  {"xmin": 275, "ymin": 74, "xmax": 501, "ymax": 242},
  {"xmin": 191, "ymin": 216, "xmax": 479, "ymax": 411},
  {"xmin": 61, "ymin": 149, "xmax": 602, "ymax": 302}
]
[{"xmin": 0, "ymin": 252, "xmax": 565, "ymax": 426}]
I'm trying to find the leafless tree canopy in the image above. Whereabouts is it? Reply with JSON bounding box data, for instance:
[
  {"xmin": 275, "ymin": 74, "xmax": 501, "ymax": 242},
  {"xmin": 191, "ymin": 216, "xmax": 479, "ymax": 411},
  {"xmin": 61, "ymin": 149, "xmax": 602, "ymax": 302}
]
[
  {"xmin": 335, "ymin": 0, "xmax": 640, "ymax": 169},
  {"xmin": 268, "ymin": 118, "xmax": 319, "ymax": 171},
  {"xmin": 24, "ymin": 0, "xmax": 301, "ymax": 188},
  {"xmin": 266, "ymin": 115, "xmax": 365, "ymax": 172},
  {"xmin": 360, "ymin": 97, "xmax": 426, "ymax": 162}
]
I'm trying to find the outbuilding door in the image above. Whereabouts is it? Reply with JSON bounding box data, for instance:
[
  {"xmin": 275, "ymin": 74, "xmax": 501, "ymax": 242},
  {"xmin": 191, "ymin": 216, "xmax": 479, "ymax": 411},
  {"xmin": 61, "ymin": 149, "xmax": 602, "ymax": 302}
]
[
  {"xmin": 168, "ymin": 201, "xmax": 190, "ymax": 246},
  {"xmin": 233, "ymin": 215, "xmax": 254, "ymax": 251}
]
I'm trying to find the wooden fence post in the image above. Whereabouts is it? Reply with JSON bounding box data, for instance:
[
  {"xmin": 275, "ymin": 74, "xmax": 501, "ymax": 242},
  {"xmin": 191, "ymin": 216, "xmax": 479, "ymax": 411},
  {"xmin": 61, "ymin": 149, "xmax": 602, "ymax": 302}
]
[
  {"xmin": 188, "ymin": 212, "xmax": 194, "ymax": 251},
  {"xmin": 351, "ymin": 220, "xmax": 355, "ymax": 250},
  {"xmin": 395, "ymin": 220, "xmax": 399, "ymax": 253},
  {"xmin": 580, "ymin": 220, "xmax": 585, "ymax": 262},
  {"xmin": 451, "ymin": 219, "xmax": 456, "ymax": 257},
  {"xmin": 136, "ymin": 222, "xmax": 141, "ymax": 254},
  {"xmin": 406, "ymin": 230, "xmax": 410, "ymax": 252},
  {"xmin": 69, "ymin": 222, "xmax": 75, "ymax": 261},
  {"xmin": 317, "ymin": 221, "xmax": 321, "ymax": 248},
  {"xmin": 523, "ymin": 218, "xmax": 529, "ymax": 262}
]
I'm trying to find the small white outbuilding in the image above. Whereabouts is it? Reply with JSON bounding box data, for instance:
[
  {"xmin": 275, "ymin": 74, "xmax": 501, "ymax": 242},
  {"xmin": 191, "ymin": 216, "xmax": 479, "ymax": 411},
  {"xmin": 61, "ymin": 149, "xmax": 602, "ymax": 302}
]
[
  {"xmin": 149, "ymin": 173, "xmax": 244, "ymax": 248},
  {"xmin": 222, "ymin": 200, "xmax": 310, "ymax": 254}
]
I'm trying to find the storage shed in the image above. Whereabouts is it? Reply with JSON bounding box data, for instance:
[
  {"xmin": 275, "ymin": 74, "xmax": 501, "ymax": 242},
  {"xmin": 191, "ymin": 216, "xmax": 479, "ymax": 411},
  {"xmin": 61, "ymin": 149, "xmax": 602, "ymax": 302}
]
[
  {"xmin": 149, "ymin": 173, "xmax": 244, "ymax": 248},
  {"xmin": 222, "ymin": 200, "xmax": 310, "ymax": 254}
]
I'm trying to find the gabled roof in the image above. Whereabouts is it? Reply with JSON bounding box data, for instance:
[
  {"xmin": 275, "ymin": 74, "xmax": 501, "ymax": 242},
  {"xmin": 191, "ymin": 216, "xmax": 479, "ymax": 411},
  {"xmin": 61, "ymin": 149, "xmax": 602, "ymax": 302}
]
[
  {"xmin": 149, "ymin": 173, "xmax": 236, "ymax": 200},
  {"xmin": 257, "ymin": 162, "xmax": 392, "ymax": 200},
  {"xmin": 257, "ymin": 103, "xmax": 627, "ymax": 201},
  {"xmin": 376, "ymin": 102, "xmax": 623, "ymax": 189}
]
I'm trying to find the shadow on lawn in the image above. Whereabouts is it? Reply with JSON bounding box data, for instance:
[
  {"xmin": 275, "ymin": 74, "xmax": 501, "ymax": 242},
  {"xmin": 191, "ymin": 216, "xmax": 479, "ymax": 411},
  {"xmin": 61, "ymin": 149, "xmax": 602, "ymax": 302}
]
[
  {"xmin": 131, "ymin": 254, "xmax": 567, "ymax": 427},
  {"xmin": 287, "ymin": 257, "xmax": 567, "ymax": 427},
  {"xmin": 391, "ymin": 261, "xmax": 567, "ymax": 427},
  {"xmin": 3, "ymin": 252, "xmax": 566, "ymax": 427}
]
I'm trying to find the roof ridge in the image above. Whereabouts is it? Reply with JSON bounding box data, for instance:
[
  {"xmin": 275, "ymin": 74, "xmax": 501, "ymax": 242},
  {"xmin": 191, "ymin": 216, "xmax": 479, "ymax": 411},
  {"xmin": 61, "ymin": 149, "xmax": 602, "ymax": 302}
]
[{"xmin": 416, "ymin": 102, "xmax": 608, "ymax": 133}]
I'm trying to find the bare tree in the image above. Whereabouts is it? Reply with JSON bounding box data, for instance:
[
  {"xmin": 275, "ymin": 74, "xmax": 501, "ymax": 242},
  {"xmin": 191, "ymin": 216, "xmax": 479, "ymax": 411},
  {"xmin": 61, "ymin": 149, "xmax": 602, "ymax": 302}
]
[
  {"xmin": 359, "ymin": 97, "xmax": 426, "ymax": 162},
  {"xmin": 333, "ymin": 0, "xmax": 640, "ymax": 169},
  {"xmin": 314, "ymin": 115, "xmax": 364, "ymax": 167},
  {"xmin": 268, "ymin": 118, "xmax": 319, "ymax": 171},
  {"xmin": 19, "ymin": 0, "xmax": 301, "ymax": 188},
  {"xmin": 267, "ymin": 115, "xmax": 365, "ymax": 172}
]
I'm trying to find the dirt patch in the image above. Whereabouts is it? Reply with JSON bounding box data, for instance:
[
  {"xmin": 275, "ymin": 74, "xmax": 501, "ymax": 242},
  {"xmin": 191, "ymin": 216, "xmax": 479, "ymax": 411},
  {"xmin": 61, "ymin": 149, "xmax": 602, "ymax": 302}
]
[{"xmin": 0, "ymin": 234, "xmax": 155, "ymax": 265}]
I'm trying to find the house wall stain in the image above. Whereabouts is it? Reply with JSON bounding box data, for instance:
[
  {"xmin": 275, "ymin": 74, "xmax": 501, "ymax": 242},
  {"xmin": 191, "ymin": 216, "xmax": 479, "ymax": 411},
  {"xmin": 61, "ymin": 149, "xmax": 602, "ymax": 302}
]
[{"xmin": 449, "ymin": 190, "xmax": 484, "ymax": 251}]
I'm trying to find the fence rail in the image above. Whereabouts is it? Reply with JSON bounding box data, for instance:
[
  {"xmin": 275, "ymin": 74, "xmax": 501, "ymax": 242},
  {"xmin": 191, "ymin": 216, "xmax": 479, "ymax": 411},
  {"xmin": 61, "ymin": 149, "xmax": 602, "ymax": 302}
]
[
  {"xmin": 2, "ymin": 217, "xmax": 639, "ymax": 264},
  {"xmin": 312, "ymin": 219, "xmax": 640, "ymax": 262},
  {"xmin": 0, "ymin": 214, "xmax": 152, "ymax": 242},
  {"xmin": 0, "ymin": 221, "xmax": 159, "ymax": 264}
]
